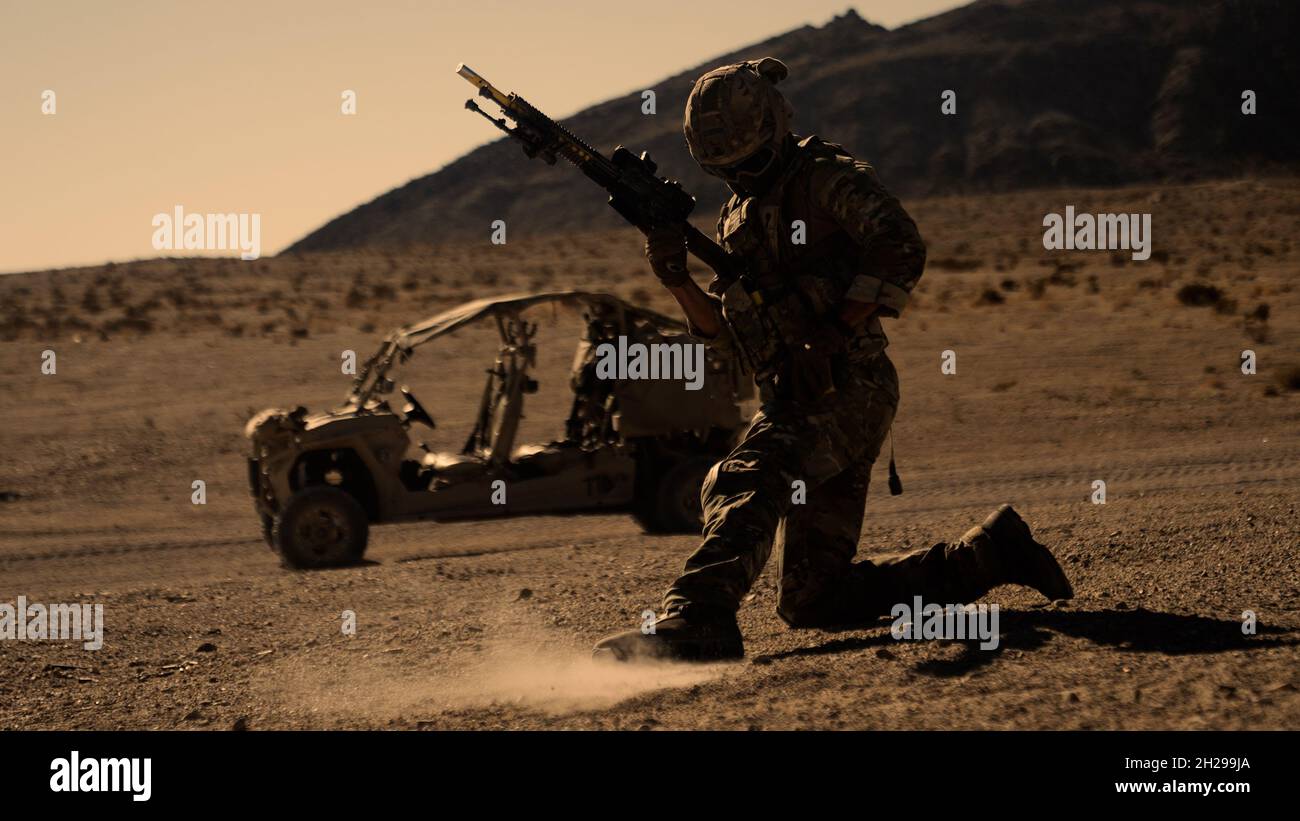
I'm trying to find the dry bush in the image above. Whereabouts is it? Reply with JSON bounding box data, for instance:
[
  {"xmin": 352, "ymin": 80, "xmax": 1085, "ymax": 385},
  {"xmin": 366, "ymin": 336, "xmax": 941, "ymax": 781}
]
[
  {"xmin": 344, "ymin": 285, "xmax": 367, "ymax": 309},
  {"xmin": 101, "ymin": 316, "xmax": 154, "ymax": 336},
  {"xmin": 81, "ymin": 287, "xmax": 103, "ymax": 314},
  {"xmin": 928, "ymin": 257, "xmax": 983, "ymax": 272},
  {"xmin": 1176, "ymin": 283, "xmax": 1224, "ymax": 307},
  {"xmin": 1275, "ymin": 363, "xmax": 1300, "ymax": 393}
]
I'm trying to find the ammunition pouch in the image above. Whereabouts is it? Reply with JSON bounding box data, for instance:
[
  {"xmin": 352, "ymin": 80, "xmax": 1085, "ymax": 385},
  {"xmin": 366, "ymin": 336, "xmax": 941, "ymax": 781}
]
[{"xmin": 720, "ymin": 277, "xmax": 816, "ymax": 382}]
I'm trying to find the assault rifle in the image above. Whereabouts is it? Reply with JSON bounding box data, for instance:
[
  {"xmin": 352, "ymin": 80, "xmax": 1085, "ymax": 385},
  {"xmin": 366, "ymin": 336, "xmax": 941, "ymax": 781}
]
[{"xmin": 456, "ymin": 63, "xmax": 733, "ymax": 278}]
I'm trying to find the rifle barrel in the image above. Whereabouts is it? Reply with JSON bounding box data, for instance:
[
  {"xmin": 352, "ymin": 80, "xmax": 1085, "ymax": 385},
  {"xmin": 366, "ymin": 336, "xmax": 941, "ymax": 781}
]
[{"xmin": 456, "ymin": 63, "xmax": 512, "ymax": 109}]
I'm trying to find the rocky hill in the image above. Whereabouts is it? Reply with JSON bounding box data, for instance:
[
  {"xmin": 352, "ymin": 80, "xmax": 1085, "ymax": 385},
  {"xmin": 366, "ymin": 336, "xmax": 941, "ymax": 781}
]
[{"xmin": 287, "ymin": 0, "xmax": 1299, "ymax": 253}]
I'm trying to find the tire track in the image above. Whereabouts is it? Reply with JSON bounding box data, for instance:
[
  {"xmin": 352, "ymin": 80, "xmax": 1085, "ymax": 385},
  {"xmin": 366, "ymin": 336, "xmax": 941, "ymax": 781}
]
[
  {"xmin": 2, "ymin": 454, "xmax": 1294, "ymax": 567},
  {"xmin": 0, "ymin": 536, "xmax": 262, "ymax": 565},
  {"xmin": 881, "ymin": 453, "xmax": 1300, "ymax": 503}
]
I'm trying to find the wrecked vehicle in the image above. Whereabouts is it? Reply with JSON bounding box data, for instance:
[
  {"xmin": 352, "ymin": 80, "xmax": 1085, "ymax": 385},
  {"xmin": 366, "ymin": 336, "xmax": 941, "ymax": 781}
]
[{"xmin": 245, "ymin": 291, "xmax": 752, "ymax": 568}]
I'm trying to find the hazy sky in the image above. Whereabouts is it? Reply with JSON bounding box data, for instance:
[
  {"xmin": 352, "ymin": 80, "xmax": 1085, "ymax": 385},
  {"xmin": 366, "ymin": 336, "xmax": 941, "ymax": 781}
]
[{"xmin": 0, "ymin": 0, "xmax": 964, "ymax": 273}]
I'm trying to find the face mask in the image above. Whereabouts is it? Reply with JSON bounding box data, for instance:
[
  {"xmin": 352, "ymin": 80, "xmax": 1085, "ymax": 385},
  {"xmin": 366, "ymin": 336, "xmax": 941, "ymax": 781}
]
[{"xmin": 706, "ymin": 145, "xmax": 782, "ymax": 196}]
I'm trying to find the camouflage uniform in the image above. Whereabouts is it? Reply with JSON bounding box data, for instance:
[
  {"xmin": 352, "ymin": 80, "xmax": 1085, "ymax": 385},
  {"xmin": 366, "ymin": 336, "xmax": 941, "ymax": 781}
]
[
  {"xmin": 661, "ymin": 134, "xmax": 931, "ymax": 626},
  {"xmin": 595, "ymin": 59, "xmax": 1070, "ymax": 661}
]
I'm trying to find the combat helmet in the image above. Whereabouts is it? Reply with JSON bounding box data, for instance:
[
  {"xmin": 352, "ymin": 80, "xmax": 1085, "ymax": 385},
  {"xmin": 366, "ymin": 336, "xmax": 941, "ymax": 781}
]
[{"xmin": 683, "ymin": 57, "xmax": 793, "ymax": 193}]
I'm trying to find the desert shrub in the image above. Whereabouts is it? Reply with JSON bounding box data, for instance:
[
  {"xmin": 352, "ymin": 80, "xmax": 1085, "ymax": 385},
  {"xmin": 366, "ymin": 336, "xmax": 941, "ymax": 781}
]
[
  {"xmin": 928, "ymin": 257, "xmax": 983, "ymax": 272},
  {"xmin": 1176, "ymin": 283, "xmax": 1223, "ymax": 307},
  {"xmin": 101, "ymin": 316, "xmax": 154, "ymax": 335},
  {"xmin": 81, "ymin": 288, "xmax": 103, "ymax": 314},
  {"xmin": 1276, "ymin": 363, "xmax": 1300, "ymax": 393},
  {"xmin": 1047, "ymin": 267, "xmax": 1077, "ymax": 287},
  {"xmin": 345, "ymin": 285, "xmax": 367, "ymax": 309}
]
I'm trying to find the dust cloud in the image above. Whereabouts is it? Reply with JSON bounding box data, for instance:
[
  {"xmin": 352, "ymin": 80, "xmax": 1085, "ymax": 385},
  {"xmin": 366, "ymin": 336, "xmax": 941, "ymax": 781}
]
[{"xmin": 269, "ymin": 640, "xmax": 730, "ymax": 721}]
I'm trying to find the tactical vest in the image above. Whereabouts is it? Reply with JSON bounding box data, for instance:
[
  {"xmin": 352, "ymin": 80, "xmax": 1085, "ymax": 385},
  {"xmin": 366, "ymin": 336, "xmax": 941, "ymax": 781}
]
[{"xmin": 710, "ymin": 136, "xmax": 889, "ymax": 382}]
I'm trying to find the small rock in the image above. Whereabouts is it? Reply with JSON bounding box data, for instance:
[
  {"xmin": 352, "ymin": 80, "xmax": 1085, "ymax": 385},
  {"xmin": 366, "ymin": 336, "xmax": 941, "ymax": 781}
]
[
  {"xmin": 197, "ymin": 642, "xmax": 217, "ymax": 653},
  {"xmin": 231, "ymin": 717, "xmax": 249, "ymax": 731},
  {"xmin": 516, "ymin": 588, "xmax": 533, "ymax": 601}
]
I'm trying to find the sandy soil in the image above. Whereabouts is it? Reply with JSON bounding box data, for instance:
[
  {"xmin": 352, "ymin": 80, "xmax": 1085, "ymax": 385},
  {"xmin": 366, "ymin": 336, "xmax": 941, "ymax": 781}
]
[{"xmin": 1, "ymin": 177, "xmax": 1298, "ymax": 729}]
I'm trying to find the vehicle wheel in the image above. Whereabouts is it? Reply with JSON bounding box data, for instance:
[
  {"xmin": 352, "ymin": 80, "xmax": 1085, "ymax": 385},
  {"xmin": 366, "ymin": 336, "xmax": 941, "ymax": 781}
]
[
  {"xmin": 259, "ymin": 513, "xmax": 275, "ymax": 550},
  {"xmin": 272, "ymin": 486, "xmax": 369, "ymax": 569},
  {"xmin": 639, "ymin": 457, "xmax": 714, "ymax": 534}
]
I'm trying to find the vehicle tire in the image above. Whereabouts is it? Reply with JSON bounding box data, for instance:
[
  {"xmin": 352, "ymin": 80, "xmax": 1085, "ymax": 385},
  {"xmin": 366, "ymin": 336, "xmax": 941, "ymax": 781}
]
[
  {"xmin": 639, "ymin": 457, "xmax": 714, "ymax": 534},
  {"xmin": 272, "ymin": 486, "xmax": 369, "ymax": 569},
  {"xmin": 259, "ymin": 513, "xmax": 275, "ymax": 550}
]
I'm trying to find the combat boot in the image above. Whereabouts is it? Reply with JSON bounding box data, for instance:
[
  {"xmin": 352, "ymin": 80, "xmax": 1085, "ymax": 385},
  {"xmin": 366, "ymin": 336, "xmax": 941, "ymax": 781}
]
[
  {"xmin": 592, "ymin": 605, "xmax": 744, "ymax": 663},
  {"xmin": 868, "ymin": 504, "xmax": 1074, "ymax": 611},
  {"xmin": 959, "ymin": 504, "xmax": 1074, "ymax": 601}
]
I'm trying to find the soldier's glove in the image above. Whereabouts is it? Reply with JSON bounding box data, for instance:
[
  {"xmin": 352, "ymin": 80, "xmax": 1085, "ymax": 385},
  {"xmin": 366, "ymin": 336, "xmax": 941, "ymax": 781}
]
[{"xmin": 644, "ymin": 224, "xmax": 691, "ymax": 288}]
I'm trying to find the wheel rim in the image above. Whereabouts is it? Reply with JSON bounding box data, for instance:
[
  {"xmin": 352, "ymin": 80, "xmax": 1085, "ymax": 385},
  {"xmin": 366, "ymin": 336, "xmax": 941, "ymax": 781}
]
[{"xmin": 293, "ymin": 502, "xmax": 353, "ymax": 560}]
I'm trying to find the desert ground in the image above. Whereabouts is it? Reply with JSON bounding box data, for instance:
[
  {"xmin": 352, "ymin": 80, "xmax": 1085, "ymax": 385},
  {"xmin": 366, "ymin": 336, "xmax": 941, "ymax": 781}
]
[{"xmin": 1, "ymin": 177, "xmax": 1298, "ymax": 730}]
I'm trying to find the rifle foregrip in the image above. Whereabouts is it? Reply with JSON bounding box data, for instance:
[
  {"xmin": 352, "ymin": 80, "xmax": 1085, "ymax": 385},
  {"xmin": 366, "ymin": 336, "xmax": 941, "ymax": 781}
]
[{"xmin": 683, "ymin": 224, "xmax": 732, "ymax": 279}]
